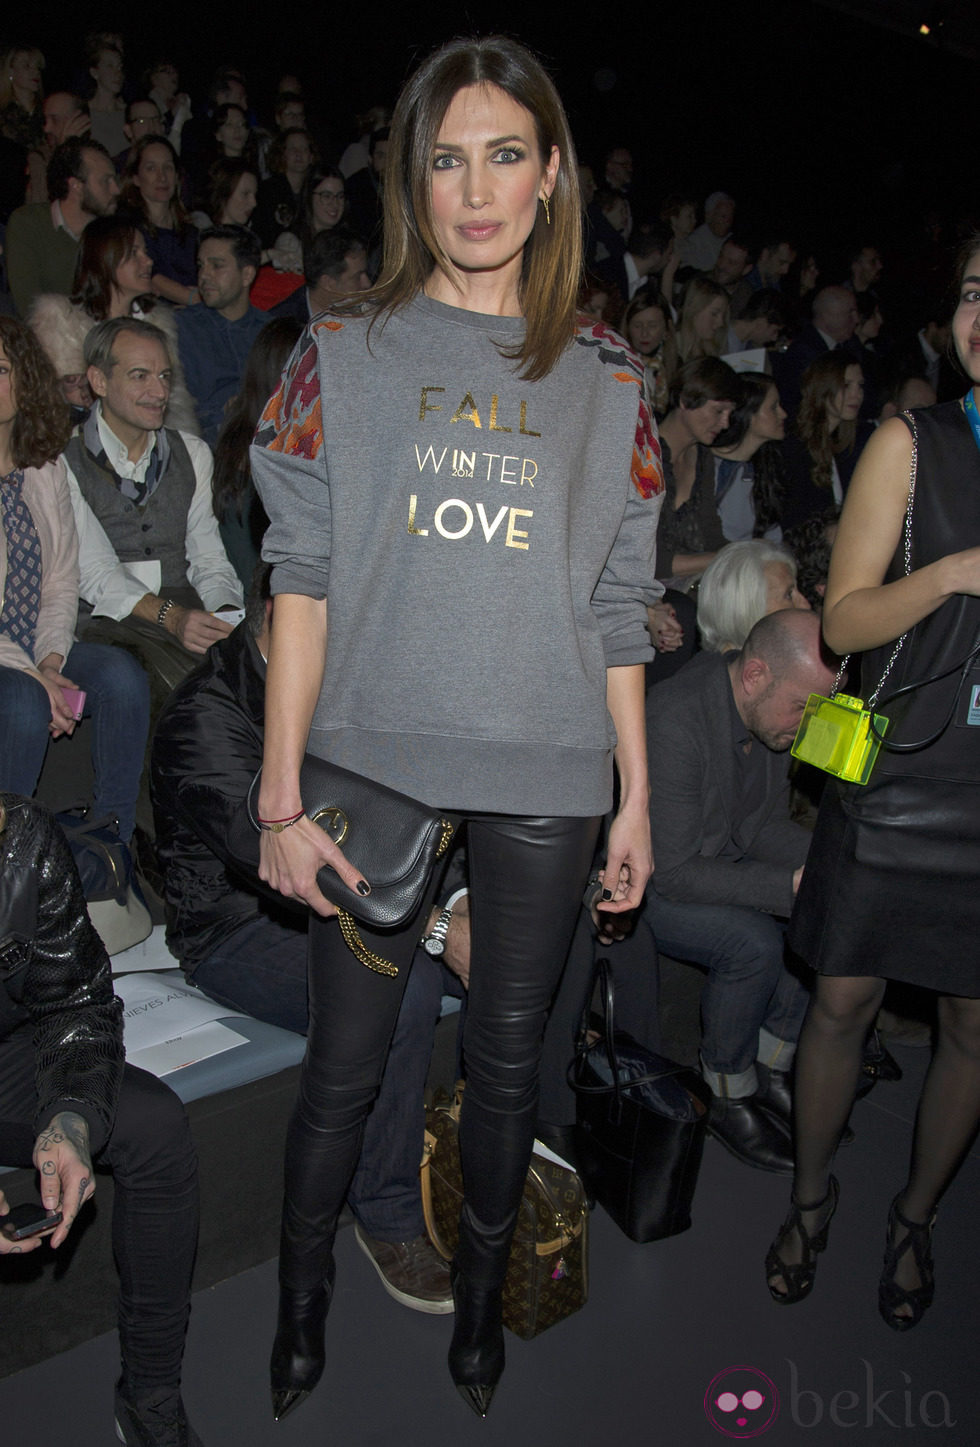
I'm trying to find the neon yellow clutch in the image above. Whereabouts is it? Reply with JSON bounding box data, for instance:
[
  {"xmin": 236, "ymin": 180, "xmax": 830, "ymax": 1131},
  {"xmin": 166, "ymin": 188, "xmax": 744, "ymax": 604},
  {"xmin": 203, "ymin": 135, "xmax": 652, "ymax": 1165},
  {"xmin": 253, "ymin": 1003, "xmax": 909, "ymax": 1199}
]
[{"xmin": 790, "ymin": 692, "xmax": 889, "ymax": 785}]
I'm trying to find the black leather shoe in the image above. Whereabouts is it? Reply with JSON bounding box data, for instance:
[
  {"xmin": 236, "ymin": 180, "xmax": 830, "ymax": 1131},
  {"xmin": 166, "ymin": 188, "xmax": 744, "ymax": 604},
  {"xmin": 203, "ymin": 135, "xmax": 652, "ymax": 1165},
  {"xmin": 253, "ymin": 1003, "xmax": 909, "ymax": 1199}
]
[
  {"xmin": 707, "ymin": 1095, "xmax": 794, "ymax": 1175},
  {"xmin": 270, "ymin": 1280, "xmax": 330, "ymax": 1422},
  {"xmin": 755, "ymin": 1064, "xmax": 792, "ymax": 1127},
  {"xmin": 448, "ymin": 1262, "xmax": 504, "ymax": 1418}
]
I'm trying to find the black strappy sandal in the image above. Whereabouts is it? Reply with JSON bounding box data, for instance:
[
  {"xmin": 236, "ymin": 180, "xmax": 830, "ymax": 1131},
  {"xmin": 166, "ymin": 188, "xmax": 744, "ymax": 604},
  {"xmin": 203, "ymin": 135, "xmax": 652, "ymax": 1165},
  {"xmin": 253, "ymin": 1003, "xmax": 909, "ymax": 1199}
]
[
  {"xmin": 878, "ymin": 1195, "xmax": 936, "ymax": 1331},
  {"xmin": 766, "ymin": 1176, "xmax": 839, "ymax": 1305}
]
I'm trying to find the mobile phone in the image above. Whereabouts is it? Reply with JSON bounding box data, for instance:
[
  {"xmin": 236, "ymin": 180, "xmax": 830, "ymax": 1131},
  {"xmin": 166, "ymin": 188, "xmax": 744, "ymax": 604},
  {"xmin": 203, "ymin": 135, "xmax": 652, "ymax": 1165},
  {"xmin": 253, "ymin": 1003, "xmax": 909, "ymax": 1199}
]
[
  {"xmin": 1, "ymin": 1203, "xmax": 63, "ymax": 1241},
  {"xmin": 59, "ymin": 686, "xmax": 86, "ymax": 720}
]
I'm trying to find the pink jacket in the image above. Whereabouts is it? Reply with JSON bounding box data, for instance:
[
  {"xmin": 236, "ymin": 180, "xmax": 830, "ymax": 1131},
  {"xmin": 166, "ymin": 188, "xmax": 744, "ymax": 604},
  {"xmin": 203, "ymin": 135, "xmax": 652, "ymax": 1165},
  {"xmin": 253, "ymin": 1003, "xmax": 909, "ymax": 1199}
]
[{"xmin": 0, "ymin": 459, "xmax": 80, "ymax": 678}]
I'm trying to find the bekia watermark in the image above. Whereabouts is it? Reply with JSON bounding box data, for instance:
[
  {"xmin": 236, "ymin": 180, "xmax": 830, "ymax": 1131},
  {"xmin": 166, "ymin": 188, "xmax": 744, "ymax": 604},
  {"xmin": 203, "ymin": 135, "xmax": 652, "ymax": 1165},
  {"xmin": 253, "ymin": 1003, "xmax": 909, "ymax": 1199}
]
[
  {"xmin": 704, "ymin": 1366, "xmax": 779, "ymax": 1438},
  {"xmin": 704, "ymin": 1360, "xmax": 955, "ymax": 1436}
]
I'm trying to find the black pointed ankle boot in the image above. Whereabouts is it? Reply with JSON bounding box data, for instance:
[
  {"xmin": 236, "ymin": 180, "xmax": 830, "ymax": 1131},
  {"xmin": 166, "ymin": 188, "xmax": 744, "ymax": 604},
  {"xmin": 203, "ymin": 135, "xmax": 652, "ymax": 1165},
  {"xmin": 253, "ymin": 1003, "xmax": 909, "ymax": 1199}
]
[
  {"xmin": 448, "ymin": 1261, "xmax": 505, "ymax": 1418},
  {"xmin": 270, "ymin": 1266, "xmax": 334, "ymax": 1422},
  {"xmin": 447, "ymin": 1205, "xmax": 512, "ymax": 1418}
]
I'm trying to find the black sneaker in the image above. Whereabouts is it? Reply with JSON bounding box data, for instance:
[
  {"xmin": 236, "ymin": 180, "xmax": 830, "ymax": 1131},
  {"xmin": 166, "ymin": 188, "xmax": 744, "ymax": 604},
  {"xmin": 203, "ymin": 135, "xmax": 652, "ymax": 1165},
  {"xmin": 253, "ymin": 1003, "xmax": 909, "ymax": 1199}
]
[{"xmin": 114, "ymin": 1384, "xmax": 204, "ymax": 1447}]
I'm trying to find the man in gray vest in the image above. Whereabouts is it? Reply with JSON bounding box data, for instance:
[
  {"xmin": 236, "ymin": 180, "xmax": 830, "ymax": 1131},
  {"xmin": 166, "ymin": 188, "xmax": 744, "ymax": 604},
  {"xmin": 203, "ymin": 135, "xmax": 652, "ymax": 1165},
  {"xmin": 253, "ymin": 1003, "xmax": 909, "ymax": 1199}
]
[{"xmin": 62, "ymin": 318, "xmax": 243, "ymax": 707}]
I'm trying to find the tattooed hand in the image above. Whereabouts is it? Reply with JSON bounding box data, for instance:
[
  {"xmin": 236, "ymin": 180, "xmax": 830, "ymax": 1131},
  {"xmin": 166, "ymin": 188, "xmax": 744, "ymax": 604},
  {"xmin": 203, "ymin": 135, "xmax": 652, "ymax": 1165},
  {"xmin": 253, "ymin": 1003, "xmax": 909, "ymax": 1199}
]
[{"xmin": 31, "ymin": 1112, "xmax": 95, "ymax": 1249}]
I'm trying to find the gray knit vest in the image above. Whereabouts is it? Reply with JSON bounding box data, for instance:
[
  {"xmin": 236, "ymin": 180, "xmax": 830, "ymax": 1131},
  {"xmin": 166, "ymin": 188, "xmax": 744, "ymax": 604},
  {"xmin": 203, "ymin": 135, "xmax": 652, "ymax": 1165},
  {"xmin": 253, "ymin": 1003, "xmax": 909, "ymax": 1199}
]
[{"xmin": 65, "ymin": 428, "xmax": 196, "ymax": 602}]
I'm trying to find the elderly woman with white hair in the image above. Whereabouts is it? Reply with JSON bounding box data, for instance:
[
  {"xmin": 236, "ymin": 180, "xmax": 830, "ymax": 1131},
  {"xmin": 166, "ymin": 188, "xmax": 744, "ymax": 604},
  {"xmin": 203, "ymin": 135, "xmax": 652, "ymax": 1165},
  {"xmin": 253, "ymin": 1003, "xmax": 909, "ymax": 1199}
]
[{"xmin": 697, "ymin": 539, "xmax": 810, "ymax": 653}]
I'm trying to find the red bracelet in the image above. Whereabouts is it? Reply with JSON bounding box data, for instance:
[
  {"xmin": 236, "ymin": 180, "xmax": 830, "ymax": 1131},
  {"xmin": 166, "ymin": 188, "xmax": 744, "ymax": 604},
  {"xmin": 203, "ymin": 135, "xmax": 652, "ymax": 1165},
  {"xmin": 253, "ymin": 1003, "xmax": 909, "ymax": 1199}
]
[{"xmin": 256, "ymin": 809, "xmax": 305, "ymax": 833}]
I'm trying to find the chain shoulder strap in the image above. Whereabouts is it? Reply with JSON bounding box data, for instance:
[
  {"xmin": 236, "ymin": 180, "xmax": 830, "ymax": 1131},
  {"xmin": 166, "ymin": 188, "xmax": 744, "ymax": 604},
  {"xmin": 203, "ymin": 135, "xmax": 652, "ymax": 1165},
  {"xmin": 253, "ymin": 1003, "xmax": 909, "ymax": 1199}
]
[{"xmin": 831, "ymin": 411, "xmax": 918, "ymax": 703}]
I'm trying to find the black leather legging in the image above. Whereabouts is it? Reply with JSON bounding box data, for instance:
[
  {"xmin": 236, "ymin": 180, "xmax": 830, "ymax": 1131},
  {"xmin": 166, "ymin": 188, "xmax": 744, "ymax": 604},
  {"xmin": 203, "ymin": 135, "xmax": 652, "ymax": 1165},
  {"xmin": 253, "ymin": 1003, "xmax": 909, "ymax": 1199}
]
[{"xmin": 279, "ymin": 812, "xmax": 600, "ymax": 1290}]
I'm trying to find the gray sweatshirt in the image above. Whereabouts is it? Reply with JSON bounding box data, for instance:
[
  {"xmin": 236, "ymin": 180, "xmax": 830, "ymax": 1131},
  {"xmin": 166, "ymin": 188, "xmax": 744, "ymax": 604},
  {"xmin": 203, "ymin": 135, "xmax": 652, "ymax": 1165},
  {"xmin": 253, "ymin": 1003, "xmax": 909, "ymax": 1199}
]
[{"xmin": 251, "ymin": 293, "xmax": 664, "ymax": 817}]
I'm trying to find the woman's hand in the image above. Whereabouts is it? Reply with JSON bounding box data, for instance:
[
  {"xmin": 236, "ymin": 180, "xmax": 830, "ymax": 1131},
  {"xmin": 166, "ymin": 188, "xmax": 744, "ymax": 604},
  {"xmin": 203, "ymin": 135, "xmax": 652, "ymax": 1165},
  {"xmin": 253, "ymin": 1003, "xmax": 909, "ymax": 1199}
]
[
  {"xmin": 37, "ymin": 656, "xmax": 79, "ymax": 738},
  {"xmin": 647, "ymin": 600, "xmax": 684, "ymax": 652},
  {"xmin": 258, "ymin": 814, "xmax": 370, "ymax": 919},
  {"xmin": 597, "ymin": 800, "xmax": 653, "ymax": 918}
]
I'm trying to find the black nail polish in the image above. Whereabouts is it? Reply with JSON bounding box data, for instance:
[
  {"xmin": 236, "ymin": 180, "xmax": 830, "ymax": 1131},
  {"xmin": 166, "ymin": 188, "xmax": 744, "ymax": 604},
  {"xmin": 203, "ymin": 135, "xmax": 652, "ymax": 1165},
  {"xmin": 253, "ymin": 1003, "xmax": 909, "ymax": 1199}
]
[
  {"xmin": 356, "ymin": 880, "xmax": 371, "ymax": 896},
  {"xmin": 600, "ymin": 887, "xmax": 613, "ymax": 901}
]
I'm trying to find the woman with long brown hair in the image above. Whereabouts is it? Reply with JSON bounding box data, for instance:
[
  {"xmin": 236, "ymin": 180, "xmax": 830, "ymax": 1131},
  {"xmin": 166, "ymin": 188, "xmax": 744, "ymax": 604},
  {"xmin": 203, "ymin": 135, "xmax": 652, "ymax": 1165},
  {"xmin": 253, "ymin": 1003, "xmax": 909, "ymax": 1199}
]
[
  {"xmin": 29, "ymin": 214, "xmax": 199, "ymax": 433},
  {"xmin": 252, "ymin": 34, "xmax": 662, "ymax": 1423},
  {"xmin": 119, "ymin": 135, "xmax": 199, "ymax": 306},
  {"xmin": 779, "ymin": 351, "xmax": 872, "ymax": 531}
]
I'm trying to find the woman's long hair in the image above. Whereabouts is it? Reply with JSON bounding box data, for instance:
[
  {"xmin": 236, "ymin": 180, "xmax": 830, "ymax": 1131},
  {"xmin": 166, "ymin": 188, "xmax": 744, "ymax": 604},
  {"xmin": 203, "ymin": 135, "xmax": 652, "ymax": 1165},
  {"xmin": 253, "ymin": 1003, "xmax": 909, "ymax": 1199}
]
[
  {"xmin": 212, "ymin": 317, "xmax": 304, "ymax": 521},
  {"xmin": 712, "ymin": 373, "xmax": 785, "ymax": 536},
  {"xmin": 677, "ymin": 277, "xmax": 729, "ymax": 363},
  {"xmin": 119, "ymin": 135, "xmax": 190, "ymax": 239},
  {"xmin": 0, "ymin": 45, "xmax": 43, "ymax": 116},
  {"xmin": 70, "ymin": 215, "xmax": 152, "ymax": 322},
  {"xmin": 0, "ymin": 316, "xmax": 72, "ymax": 469},
  {"xmin": 797, "ymin": 352, "xmax": 858, "ymax": 492},
  {"xmin": 362, "ymin": 35, "xmax": 582, "ymax": 382},
  {"xmin": 207, "ymin": 157, "xmax": 257, "ymax": 225}
]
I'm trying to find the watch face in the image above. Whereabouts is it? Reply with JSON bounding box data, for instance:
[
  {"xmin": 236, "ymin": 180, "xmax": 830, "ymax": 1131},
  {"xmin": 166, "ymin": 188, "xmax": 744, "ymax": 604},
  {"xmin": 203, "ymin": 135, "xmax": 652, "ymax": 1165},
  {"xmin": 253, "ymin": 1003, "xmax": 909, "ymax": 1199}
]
[{"xmin": 423, "ymin": 937, "xmax": 444, "ymax": 956}]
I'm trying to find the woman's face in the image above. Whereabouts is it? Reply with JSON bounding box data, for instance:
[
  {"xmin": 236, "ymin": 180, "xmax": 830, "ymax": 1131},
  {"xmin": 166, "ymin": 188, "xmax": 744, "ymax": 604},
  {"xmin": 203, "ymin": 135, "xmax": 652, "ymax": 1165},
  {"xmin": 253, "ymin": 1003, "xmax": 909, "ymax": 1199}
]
[
  {"xmin": 113, "ymin": 233, "xmax": 153, "ymax": 299},
  {"xmin": 952, "ymin": 249, "xmax": 980, "ymax": 385},
  {"xmin": 429, "ymin": 84, "xmax": 558, "ymax": 292},
  {"xmin": 695, "ymin": 297, "xmax": 726, "ymax": 341},
  {"xmin": 224, "ymin": 172, "xmax": 258, "ymax": 226},
  {"xmin": 748, "ymin": 385, "xmax": 787, "ymax": 443},
  {"xmin": 283, "ymin": 133, "xmax": 312, "ymax": 175},
  {"xmin": 0, "ymin": 342, "xmax": 16, "ymax": 428},
  {"xmin": 672, "ymin": 203, "xmax": 696, "ymax": 239},
  {"xmin": 92, "ymin": 49, "xmax": 123, "ymax": 97},
  {"xmin": 10, "ymin": 52, "xmax": 42, "ymax": 98},
  {"xmin": 150, "ymin": 64, "xmax": 178, "ymax": 102},
  {"xmin": 628, "ymin": 306, "xmax": 666, "ymax": 356},
  {"xmin": 311, "ymin": 177, "xmax": 345, "ymax": 230},
  {"xmin": 685, "ymin": 397, "xmax": 733, "ymax": 446},
  {"xmin": 217, "ymin": 107, "xmax": 248, "ymax": 156},
  {"xmin": 827, "ymin": 364, "xmax": 864, "ymax": 425},
  {"xmin": 858, "ymin": 306, "xmax": 883, "ymax": 341},
  {"xmin": 764, "ymin": 561, "xmax": 810, "ymax": 616},
  {"xmin": 136, "ymin": 144, "xmax": 176, "ymax": 206}
]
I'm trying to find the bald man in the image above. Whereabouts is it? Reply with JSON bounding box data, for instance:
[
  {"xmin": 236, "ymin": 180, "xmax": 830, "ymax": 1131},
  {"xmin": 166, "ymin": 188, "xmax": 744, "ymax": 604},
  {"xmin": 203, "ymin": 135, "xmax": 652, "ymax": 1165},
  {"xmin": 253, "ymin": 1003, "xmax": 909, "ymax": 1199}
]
[{"xmin": 645, "ymin": 610, "xmax": 837, "ymax": 1173}]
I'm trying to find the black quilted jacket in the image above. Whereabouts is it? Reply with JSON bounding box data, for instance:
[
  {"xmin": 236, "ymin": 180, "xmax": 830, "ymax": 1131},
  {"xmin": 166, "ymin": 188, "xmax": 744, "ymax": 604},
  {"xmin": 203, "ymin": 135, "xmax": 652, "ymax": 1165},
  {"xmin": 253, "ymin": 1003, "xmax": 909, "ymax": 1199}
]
[{"xmin": 0, "ymin": 794, "xmax": 123, "ymax": 1153}]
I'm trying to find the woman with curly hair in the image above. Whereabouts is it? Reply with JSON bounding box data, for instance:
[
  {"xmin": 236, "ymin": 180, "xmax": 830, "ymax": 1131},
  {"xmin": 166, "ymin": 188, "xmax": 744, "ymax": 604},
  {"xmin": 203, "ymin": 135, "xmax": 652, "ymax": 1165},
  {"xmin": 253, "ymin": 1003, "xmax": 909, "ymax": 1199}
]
[
  {"xmin": 28, "ymin": 215, "xmax": 199, "ymax": 433},
  {"xmin": 119, "ymin": 135, "xmax": 199, "ymax": 306},
  {"xmin": 779, "ymin": 352, "xmax": 873, "ymax": 531},
  {"xmin": 677, "ymin": 276, "xmax": 729, "ymax": 363},
  {"xmin": 0, "ymin": 317, "xmax": 148, "ymax": 842}
]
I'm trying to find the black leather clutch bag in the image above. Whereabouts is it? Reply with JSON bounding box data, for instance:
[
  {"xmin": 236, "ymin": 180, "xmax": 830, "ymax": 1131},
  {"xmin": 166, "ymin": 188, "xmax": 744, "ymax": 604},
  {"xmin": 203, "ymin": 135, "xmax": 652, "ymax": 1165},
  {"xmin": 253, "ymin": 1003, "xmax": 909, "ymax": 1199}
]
[{"xmin": 245, "ymin": 757, "xmax": 454, "ymax": 975}]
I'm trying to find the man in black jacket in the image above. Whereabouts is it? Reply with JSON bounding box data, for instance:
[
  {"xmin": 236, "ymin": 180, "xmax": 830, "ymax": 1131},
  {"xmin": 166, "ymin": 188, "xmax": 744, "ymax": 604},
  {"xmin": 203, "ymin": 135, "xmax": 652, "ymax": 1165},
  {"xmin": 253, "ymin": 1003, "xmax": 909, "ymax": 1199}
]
[
  {"xmin": 0, "ymin": 795, "xmax": 203, "ymax": 1446},
  {"xmin": 151, "ymin": 569, "xmax": 466, "ymax": 1314}
]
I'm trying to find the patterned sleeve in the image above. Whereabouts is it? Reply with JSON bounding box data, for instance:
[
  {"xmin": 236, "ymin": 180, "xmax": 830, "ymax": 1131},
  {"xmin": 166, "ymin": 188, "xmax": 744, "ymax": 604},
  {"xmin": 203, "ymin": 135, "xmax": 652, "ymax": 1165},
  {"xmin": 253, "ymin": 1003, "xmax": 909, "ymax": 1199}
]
[{"xmin": 250, "ymin": 320, "xmax": 344, "ymax": 597}]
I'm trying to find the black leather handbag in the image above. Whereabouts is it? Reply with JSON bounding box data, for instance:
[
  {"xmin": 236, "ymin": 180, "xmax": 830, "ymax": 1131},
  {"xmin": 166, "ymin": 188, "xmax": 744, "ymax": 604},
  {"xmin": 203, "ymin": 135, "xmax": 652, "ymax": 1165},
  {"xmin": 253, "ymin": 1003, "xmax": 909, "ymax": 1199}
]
[
  {"xmin": 243, "ymin": 758, "xmax": 454, "ymax": 975},
  {"xmin": 572, "ymin": 958, "xmax": 710, "ymax": 1243}
]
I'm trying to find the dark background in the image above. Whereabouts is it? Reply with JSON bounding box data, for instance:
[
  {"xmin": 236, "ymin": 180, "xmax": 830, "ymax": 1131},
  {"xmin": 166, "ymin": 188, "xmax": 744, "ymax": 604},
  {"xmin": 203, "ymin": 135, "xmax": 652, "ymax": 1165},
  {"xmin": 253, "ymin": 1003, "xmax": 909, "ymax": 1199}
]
[{"xmin": 33, "ymin": 0, "xmax": 975, "ymax": 271}]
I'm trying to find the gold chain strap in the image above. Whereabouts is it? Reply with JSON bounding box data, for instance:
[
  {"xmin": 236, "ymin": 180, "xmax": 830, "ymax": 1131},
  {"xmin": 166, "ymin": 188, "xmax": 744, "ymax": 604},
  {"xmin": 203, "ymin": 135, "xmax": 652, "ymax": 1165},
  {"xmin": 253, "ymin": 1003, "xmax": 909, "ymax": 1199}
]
[
  {"xmin": 336, "ymin": 910, "xmax": 399, "ymax": 976},
  {"xmin": 336, "ymin": 818, "xmax": 454, "ymax": 975}
]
